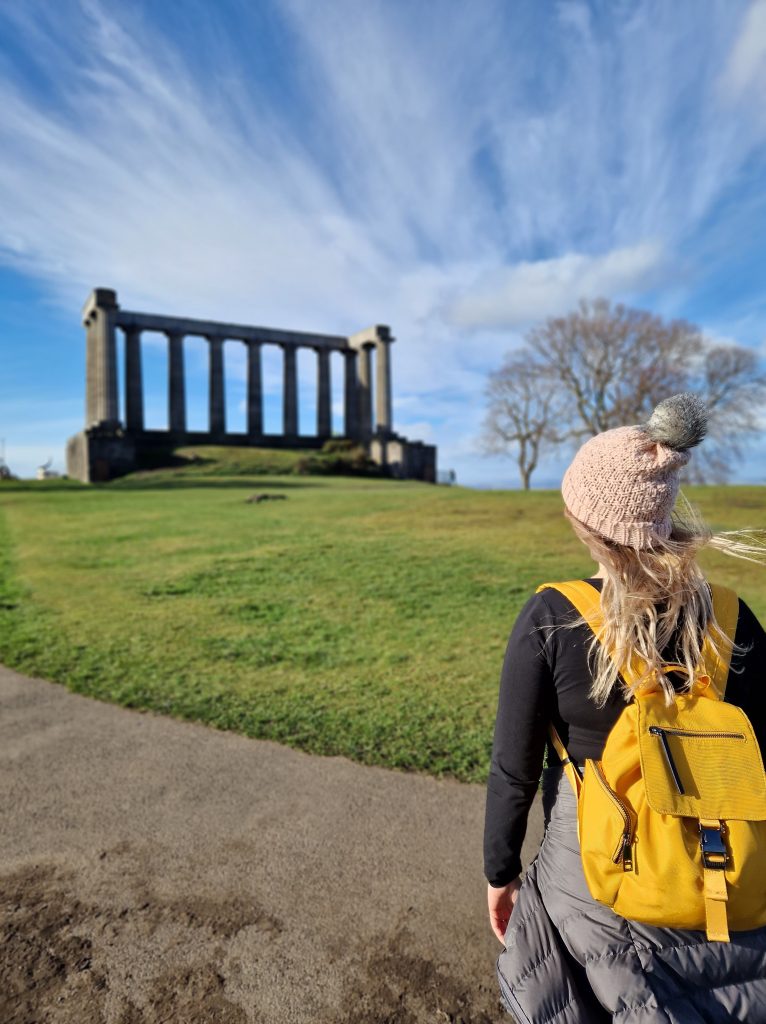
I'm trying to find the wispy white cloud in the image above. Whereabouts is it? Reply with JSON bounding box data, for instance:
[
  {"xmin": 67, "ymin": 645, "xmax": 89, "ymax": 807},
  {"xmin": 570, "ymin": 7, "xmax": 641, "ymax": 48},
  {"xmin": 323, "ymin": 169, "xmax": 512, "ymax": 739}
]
[
  {"xmin": 447, "ymin": 242, "xmax": 663, "ymax": 329},
  {"xmin": 720, "ymin": 0, "xmax": 766, "ymax": 112}
]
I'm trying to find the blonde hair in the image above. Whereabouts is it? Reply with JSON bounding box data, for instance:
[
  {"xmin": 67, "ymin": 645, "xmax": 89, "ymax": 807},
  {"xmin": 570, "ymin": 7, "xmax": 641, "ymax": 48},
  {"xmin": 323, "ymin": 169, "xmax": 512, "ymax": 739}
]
[{"xmin": 565, "ymin": 496, "xmax": 766, "ymax": 707}]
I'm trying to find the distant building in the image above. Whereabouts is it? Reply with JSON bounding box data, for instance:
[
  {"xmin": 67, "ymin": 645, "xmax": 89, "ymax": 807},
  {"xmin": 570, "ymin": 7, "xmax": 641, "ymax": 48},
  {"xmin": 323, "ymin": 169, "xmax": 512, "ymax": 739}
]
[
  {"xmin": 36, "ymin": 458, "xmax": 60, "ymax": 480},
  {"xmin": 436, "ymin": 469, "xmax": 457, "ymax": 485}
]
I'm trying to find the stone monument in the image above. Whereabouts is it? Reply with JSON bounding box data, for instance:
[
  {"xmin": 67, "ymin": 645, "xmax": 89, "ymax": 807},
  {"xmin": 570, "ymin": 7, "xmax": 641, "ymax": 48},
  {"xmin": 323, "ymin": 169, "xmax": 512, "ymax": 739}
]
[{"xmin": 66, "ymin": 289, "xmax": 437, "ymax": 483}]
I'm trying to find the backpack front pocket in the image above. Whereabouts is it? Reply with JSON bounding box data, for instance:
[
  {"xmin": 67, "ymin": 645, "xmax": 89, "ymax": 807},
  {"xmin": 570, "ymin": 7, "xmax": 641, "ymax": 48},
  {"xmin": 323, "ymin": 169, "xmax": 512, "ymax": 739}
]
[{"xmin": 638, "ymin": 699, "xmax": 766, "ymax": 820}]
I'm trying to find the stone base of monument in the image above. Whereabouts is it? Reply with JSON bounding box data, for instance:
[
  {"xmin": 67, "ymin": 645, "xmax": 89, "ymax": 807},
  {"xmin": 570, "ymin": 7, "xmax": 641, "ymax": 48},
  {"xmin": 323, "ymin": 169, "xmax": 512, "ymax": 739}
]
[
  {"xmin": 66, "ymin": 428, "xmax": 137, "ymax": 483},
  {"xmin": 369, "ymin": 433, "xmax": 437, "ymax": 482},
  {"xmin": 66, "ymin": 428, "xmax": 437, "ymax": 484}
]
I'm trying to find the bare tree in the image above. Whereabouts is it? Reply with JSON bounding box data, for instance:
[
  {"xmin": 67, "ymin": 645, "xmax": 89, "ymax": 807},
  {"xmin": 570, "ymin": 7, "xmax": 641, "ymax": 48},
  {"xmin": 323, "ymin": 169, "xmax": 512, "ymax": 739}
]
[
  {"xmin": 480, "ymin": 355, "xmax": 562, "ymax": 489},
  {"xmin": 483, "ymin": 298, "xmax": 766, "ymax": 486},
  {"xmin": 685, "ymin": 344, "xmax": 766, "ymax": 482},
  {"xmin": 527, "ymin": 298, "xmax": 699, "ymax": 436}
]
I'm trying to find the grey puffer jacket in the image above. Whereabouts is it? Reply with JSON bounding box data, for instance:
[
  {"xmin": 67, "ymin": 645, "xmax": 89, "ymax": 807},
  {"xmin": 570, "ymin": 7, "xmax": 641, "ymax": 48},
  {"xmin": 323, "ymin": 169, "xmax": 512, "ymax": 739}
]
[{"xmin": 497, "ymin": 769, "xmax": 766, "ymax": 1023}]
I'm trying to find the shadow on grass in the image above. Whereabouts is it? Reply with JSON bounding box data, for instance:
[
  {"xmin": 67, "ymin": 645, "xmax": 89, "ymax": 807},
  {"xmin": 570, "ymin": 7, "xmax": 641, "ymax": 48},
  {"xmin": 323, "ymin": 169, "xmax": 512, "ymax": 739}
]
[
  {"xmin": 0, "ymin": 478, "xmax": 324, "ymax": 494},
  {"xmin": 0, "ymin": 476, "xmax": 399, "ymax": 493},
  {"xmin": 0, "ymin": 479, "xmax": 89, "ymax": 492},
  {"xmin": 107, "ymin": 477, "xmax": 327, "ymax": 491}
]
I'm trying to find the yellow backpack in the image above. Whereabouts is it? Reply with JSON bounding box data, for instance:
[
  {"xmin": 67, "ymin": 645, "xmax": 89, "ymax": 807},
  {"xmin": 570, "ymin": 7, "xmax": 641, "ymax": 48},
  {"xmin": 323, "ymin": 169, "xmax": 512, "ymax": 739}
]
[{"xmin": 538, "ymin": 579, "xmax": 766, "ymax": 943}]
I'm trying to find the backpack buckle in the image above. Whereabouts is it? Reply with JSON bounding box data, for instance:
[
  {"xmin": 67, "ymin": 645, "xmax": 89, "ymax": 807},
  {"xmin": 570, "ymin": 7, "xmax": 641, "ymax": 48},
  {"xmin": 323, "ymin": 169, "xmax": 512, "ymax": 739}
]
[{"xmin": 699, "ymin": 824, "xmax": 728, "ymax": 870}]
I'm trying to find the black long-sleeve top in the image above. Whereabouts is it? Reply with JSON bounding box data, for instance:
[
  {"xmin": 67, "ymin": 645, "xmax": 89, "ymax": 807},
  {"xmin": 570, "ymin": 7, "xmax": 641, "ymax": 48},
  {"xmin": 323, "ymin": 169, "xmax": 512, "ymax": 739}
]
[{"xmin": 483, "ymin": 578, "xmax": 766, "ymax": 888}]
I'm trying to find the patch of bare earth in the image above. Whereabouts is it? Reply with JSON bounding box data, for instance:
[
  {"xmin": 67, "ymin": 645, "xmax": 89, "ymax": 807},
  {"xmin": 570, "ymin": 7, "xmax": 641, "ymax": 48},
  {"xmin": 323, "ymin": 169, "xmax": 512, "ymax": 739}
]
[
  {"xmin": 1, "ymin": 862, "xmax": 502, "ymax": 1023},
  {"xmin": 1, "ymin": 862, "xmax": 259, "ymax": 1023}
]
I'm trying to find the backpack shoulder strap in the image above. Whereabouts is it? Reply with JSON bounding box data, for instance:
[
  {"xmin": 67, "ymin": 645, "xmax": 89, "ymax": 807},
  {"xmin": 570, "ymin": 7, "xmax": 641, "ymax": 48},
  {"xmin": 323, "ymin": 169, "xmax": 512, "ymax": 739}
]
[
  {"xmin": 536, "ymin": 580, "xmax": 603, "ymax": 630},
  {"xmin": 705, "ymin": 583, "xmax": 739, "ymax": 699},
  {"xmin": 547, "ymin": 722, "xmax": 582, "ymax": 799},
  {"xmin": 537, "ymin": 580, "xmax": 614, "ymax": 800},
  {"xmin": 536, "ymin": 580, "xmax": 651, "ymax": 689}
]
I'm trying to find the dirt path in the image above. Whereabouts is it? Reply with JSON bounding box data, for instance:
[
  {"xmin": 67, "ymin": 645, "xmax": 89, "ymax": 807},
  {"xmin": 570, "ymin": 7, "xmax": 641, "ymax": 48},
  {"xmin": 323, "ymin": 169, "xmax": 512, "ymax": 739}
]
[{"xmin": 0, "ymin": 664, "xmax": 544, "ymax": 1023}]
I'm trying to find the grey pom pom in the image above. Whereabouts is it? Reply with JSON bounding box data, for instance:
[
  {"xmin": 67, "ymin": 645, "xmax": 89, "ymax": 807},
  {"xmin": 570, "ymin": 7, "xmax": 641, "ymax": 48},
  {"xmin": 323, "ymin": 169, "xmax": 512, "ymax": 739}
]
[{"xmin": 644, "ymin": 393, "xmax": 708, "ymax": 451}]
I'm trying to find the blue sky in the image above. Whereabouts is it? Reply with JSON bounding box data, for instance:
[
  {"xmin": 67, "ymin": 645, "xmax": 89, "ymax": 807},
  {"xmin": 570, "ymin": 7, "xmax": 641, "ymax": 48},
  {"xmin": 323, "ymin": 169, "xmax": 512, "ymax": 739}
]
[{"xmin": 1, "ymin": 0, "xmax": 766, "ymax": 486}]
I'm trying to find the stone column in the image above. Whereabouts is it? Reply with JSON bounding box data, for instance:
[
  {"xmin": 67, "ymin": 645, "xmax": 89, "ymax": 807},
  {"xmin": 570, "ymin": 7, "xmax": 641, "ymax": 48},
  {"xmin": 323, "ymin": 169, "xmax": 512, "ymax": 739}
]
[
  {"xmin": 83, "ymin": 288, "xmax": 119, "ymax": 428},
  {"xmin": 167, "ymin": 331, "xmax": 186, "ymax": 434},
  {"xmin": 316, "ymin": 348, "xmax": 331, "ymax": 437},
  {"xmin": 247, "ymin": 341, "xmax": 263, "ymax": 437},
  {"xmin": 282, "ymin": 344, "xmax": 298, "ymax": 437},
  {"xmin": 124, "ymin": 326, "xmax": 144, "ymax": 431},
  {"xmin": 343, "ymin": 349, "xmax": 359, "ymax": 440},
  {"xmin": 208, "ymin": 336, "xmax": 225, "ymax": 435},
  {"xmin": 375, "ymin": 337, "xmax": 393, "ymax": 436},
  {"xmin": 357, "ymin": 342, "xmax": 374, "ymax": 437}
]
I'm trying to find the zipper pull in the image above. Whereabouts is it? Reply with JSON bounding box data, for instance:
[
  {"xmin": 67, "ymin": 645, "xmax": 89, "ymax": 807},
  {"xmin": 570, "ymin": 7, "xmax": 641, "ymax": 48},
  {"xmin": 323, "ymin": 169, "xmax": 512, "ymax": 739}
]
[
  {"xmin": 649, "ymin": 726, "xmax": 686, "ymax": 795},
  {"xmin": 621, "ymin": 836, "xmax": 633, "ymax": 872}
]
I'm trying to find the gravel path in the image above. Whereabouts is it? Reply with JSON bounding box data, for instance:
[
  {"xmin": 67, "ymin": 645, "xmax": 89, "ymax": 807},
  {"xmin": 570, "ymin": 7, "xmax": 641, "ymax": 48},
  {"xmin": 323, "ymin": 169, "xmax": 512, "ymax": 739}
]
[{"xmin": 1, "ymin": 664, "xmax": 543, "ymax": 1023}]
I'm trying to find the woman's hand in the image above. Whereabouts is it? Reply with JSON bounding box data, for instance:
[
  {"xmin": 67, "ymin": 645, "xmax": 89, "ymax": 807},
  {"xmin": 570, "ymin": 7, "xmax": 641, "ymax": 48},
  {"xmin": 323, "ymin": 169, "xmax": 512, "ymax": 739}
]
[{"xmin": 487, "ymin": 877, "xmax": 522, "ymax": 944}]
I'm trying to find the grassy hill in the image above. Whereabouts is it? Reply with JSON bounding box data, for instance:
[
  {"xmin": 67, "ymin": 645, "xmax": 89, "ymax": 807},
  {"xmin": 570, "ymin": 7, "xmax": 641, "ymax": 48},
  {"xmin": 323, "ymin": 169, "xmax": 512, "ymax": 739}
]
[
  {"xmin": 114, "ymin": 441, "xmax": 381, "ymax": 481},
  {"xmin": 0, "ymin": 467, "xmax": 764, "ymax": 782}
]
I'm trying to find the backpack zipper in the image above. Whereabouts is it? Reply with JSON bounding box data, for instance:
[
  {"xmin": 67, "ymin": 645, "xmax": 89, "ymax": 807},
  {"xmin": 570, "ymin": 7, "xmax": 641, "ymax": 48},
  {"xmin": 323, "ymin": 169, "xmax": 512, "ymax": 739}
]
[
  {"xmin": 648, "ymin": 726, "xmax": 745, "ymax": 740},
  {"xmin": 648, "ymin": 726, "xmax": 746, "ymax": 796},
  {"xmin": 591, "ymin": 760, "xmax": 634, "ymax": 870}
]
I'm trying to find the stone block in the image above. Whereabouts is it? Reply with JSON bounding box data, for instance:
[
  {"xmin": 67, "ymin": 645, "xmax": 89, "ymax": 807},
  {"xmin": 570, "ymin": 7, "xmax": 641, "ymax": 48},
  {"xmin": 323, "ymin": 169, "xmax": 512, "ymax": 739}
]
[
  {"xmin": 66, "ymin": 429, "xmax": 136, "ymax": 483},
  {"xmin": 368, "ymin": 434, "xmax": 437, "ymax": 482}
]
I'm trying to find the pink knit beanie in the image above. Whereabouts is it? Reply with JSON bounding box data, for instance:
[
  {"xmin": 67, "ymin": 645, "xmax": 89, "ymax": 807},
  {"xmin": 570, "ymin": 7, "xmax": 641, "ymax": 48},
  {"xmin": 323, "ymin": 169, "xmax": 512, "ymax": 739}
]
[{"xmin": 561, "ymin": 394, "xmax": 708, "ymax": 548}]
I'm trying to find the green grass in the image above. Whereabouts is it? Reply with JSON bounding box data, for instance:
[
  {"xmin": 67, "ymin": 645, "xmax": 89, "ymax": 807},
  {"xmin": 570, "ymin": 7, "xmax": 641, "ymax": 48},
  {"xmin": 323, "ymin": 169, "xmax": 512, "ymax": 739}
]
[{"xmin": 0, "ymin": 463, "xmax": 764, "ymax": 782}]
